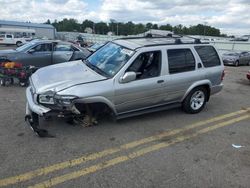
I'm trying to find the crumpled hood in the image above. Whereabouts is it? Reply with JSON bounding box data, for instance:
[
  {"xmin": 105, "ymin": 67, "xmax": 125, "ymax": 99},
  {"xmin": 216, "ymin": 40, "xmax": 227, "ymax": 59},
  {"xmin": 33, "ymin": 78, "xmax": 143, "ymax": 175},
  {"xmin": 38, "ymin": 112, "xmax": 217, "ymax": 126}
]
[{"xmin": 31, "ymin": 60, "xmax": 107, "ymax": 94}]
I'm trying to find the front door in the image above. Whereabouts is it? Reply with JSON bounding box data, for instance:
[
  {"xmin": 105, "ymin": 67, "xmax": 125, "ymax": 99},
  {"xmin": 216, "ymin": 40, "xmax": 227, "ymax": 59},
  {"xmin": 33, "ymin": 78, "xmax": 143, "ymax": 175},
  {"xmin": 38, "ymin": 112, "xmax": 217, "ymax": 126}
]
[
  {"xmin": 114, "ymin": 50, "xmax": 165, "ymax": 114},
  {"xmin": 21, "ymin": 43, "xmax": 52, "ymax": 67}
]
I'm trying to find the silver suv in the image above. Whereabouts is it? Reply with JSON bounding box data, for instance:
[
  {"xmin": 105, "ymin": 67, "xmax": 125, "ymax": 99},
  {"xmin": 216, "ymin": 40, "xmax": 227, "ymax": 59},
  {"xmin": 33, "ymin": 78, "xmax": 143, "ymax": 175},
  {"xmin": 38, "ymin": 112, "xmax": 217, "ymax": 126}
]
[{"xmin": 25, "ymin": 37, "xmax": 224, "ymax": 136}]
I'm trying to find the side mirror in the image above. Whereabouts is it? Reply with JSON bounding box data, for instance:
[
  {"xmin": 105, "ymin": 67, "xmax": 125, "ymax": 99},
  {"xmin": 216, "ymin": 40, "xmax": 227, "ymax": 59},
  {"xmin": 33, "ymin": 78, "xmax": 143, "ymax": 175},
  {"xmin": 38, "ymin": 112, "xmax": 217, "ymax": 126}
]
[
  {"xmin": 119, "ymin": 72, "xmax": 136, "ymax": 83},
  {"xmin": 28, "ymin": 49, "xmax": 35, "ymax": 54}
]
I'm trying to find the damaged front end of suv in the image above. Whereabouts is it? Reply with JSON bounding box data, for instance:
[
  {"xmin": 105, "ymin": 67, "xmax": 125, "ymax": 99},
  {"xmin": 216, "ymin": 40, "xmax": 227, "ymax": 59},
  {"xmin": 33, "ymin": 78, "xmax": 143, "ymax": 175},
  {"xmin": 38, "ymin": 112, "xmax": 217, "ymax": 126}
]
[{"xmin": 25, "ymin": 42, "xmax": 133, "ymax": 137}]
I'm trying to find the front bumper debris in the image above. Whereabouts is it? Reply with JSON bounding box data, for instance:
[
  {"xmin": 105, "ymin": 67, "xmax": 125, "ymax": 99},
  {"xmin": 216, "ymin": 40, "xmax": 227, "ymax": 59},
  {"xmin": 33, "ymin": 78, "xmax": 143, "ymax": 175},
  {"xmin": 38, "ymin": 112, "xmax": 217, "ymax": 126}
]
[{"xmin": 25, "ymin": 87, "xmax": 55, "ymax": 137}]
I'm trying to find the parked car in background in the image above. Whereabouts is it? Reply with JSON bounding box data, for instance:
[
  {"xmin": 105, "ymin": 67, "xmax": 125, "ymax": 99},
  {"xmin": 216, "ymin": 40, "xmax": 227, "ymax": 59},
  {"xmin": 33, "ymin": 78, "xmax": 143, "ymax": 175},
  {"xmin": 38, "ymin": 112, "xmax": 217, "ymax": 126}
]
[
  {"xmin": 25, "ymin": 37, "xmax": 224, "ymax": 136},
  {"xmin": 222, "ymin": 51, "xmax": 250, "ymax": 66},
  {"xmin": 247, "ymin": 70, "xmax": 250, "ymax": 81},
  {"xmin": 0, "ymin": 40, "xmax": 91, "ymax": 68},
  {"xmin": 0, "ymin": 34, "xmax": 26, "ymax": 46}
]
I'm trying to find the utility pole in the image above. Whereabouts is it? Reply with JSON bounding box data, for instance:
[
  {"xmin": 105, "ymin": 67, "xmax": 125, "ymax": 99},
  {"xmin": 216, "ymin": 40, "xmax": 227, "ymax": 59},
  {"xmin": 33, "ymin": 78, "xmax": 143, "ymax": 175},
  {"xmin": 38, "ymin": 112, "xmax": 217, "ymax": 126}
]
[
  {"xmin": 93, "ymin": 22, "xmax": 95, "ymax": 34},
  {"xmin": 116, "ymin": 23, "xmax": 119, "ymax": 36},
  {"xmin": 203, "ymin": 21, "xmax": 208, "ymax": 38}
]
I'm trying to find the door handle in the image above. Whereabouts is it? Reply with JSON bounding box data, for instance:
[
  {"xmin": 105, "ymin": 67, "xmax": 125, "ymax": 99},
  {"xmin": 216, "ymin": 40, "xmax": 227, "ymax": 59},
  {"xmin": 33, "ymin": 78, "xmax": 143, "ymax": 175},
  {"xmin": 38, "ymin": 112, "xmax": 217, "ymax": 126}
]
[{"xmin": 157, "ymin": 80, "xmax": 164, "ymax": 83}]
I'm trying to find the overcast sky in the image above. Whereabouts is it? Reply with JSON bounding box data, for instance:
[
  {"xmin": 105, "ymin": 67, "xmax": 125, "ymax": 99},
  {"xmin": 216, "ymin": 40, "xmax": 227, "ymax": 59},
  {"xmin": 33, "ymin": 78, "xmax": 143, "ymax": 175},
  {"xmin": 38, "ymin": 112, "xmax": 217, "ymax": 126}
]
[{"xmin": 0, "ymin": 0, "xmax": 249, "ymax": 35}]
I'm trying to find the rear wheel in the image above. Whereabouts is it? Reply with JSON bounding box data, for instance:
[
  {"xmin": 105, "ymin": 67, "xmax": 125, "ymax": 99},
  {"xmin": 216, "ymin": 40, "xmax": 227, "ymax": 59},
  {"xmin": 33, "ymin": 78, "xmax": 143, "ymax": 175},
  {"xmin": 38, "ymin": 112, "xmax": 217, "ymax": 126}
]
[
  {"xmin": 10, "ymin": 78, "xmax": 14, "ymax": 85},
  {"xmin": 182, "ymin": 87, "xmax": 207, "ymax": 114},
  {"xmin": 235, "ymin": 60, "xmax": 239, "ymax": 67}
]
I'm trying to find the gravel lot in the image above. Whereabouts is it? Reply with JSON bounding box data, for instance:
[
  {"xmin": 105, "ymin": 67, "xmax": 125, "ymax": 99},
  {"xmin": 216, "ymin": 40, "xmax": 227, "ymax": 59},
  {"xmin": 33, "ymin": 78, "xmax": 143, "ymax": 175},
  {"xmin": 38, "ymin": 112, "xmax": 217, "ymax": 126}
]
[{"xmin": 0, "ymin": 45, "xmax": 250, "ymax": 188}]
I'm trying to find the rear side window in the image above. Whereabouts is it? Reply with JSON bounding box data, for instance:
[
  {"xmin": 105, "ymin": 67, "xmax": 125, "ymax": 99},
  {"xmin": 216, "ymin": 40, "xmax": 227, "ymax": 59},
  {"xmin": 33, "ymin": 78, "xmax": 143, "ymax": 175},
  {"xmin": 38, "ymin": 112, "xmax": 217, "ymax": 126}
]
[
  {"xmin": 6, "ymin": 35, "xmax": 12, "ymax": 38},
  {"xmin": 54, "ymin": 44, "xmax": 73, "ymax": 51},
  {"xmin": 167, "ymin": 49, "xmax": 195, "ymax": 74},
  {"xmin": 195, "ymin": 46, "xmax": 220, "ymax": 67}
]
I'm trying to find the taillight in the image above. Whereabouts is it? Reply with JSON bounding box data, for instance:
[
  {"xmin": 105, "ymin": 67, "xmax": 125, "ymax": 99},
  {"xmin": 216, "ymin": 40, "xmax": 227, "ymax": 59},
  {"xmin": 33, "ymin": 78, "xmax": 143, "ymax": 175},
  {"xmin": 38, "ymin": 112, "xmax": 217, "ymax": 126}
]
[{"xmin": 221, "ymin": 70, "xmax": 225, "ymax": 81}]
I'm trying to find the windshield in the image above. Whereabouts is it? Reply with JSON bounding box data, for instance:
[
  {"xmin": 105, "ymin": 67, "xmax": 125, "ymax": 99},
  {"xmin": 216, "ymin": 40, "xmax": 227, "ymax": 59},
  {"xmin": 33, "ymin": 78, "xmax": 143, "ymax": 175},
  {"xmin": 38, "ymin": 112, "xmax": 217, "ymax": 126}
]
[
  {"xmin": 16, "ymin": 41, "xmax": 36, "ymax": 52},
  {"xmin": 87, "ymin": 42, "xmax": 134, "ymax": 77}
]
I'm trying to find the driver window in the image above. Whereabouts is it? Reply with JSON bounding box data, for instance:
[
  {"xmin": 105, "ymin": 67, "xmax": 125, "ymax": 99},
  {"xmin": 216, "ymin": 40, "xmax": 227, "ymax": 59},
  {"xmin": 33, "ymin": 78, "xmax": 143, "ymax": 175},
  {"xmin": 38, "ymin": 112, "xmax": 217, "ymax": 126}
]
[{"xmin": 127, "ymin": 51, "xmax": 161, "ymax": 79}]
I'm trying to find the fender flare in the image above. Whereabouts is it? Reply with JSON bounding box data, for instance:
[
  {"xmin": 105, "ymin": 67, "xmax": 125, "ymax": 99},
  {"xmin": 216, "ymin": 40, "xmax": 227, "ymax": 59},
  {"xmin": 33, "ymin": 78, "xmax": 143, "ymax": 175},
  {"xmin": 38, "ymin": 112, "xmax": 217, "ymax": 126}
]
[{"xmin": 181, "ymin": 80, "xmax": 212, "ymax": 102}]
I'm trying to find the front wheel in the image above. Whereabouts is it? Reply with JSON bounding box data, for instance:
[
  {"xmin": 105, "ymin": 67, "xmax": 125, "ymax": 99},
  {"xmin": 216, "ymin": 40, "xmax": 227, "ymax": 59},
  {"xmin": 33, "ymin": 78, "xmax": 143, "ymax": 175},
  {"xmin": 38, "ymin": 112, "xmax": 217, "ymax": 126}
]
[
  {"xmin": 182, "ymin": 87, "xmax": 207, "ymax": 114},
  {"xmin": 16, "ymin": 41, "xmax": 22, "ymax": 47},
  {"xmin": 0, "ymin": 78, "xmax": 6, "ymax": 86}
]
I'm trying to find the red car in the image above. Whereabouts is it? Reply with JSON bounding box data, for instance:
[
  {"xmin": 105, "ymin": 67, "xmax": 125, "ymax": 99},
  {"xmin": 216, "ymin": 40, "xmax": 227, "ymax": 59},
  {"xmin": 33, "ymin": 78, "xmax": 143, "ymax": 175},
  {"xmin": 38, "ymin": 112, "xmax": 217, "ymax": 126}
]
[{"xmin": 247, "ymin": 70, "xmax": 250, "ymax": 81}]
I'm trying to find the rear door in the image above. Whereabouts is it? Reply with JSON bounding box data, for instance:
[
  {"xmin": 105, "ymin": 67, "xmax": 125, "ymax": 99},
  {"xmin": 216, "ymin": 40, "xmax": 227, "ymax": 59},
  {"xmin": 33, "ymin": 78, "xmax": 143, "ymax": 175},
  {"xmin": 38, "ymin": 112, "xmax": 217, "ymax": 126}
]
[
  {"xmin": 194, "ymin": 46, "xmax": 223, "ymax": 86},
  {"xmin": 52, "ymin": 43, "xmax": 74, "ymax": 64},
  {"xmin": 163, "ymin": 48, "xmax": 203, "ymax": 102},
  {"xmin": 240, "ymin": 52, "xmax": 249, "ymax": 65}
]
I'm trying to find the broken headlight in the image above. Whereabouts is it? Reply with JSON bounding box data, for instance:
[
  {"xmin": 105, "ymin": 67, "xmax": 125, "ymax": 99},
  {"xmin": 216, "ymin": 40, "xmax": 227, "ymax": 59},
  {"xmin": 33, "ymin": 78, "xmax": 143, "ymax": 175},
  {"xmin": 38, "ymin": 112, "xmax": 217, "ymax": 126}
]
[
  {"xmin": 54, "ymin": 95, "xmax": 78, "ymax": 105},
  {"xmin": 38, "ymin": 93, "xmax": 55, "ymax": 104}
]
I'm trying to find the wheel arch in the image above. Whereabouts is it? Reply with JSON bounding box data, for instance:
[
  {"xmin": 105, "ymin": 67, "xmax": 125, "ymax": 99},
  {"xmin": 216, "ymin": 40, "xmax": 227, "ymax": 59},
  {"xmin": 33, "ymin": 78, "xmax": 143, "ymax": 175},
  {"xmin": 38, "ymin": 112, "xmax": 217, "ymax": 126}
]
[
  {"xmin": 16, "ymin": 41, "xmax": 22, "ymax": 46},
  {"xmin": 181, "ymin": 80, "xmax": 211, "ymax": 102},
  {"xmin": 74, "ymin": 96, "xmax": 117, "ymax": 115}
]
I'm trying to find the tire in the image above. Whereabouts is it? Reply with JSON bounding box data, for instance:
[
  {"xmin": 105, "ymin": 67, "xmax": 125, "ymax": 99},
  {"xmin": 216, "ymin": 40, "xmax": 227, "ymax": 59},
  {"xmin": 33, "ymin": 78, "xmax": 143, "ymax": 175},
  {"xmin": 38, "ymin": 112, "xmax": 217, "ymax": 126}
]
[
  {"xmin": 19, "ymin": 78, "xmax": 28, "ymax": 87},
  {"xmin": 0, "ymin": 78, "xmax": 5, "ymax": 86},
  {"xmin": 235, "ymin": 60, "xmax": 239, "ymax": 67},
  {"xmin": 16, "ymin": 41, "xmax": 22, "ymax": 47},
  {"xmin": 182, "ymin": 87, "xmax": 208, "ymax": 114},
  {"xmin": 10, "ymin": 78, "xmax": 14, "ymax": 85}
]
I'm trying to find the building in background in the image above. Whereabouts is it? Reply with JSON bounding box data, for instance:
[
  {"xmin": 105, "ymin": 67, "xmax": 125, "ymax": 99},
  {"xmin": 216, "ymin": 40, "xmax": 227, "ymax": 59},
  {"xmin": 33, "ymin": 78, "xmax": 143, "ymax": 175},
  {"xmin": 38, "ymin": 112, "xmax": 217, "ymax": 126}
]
[{"xmin": 0, "ymin": 20, "xmax": 56, "ymax": 39}]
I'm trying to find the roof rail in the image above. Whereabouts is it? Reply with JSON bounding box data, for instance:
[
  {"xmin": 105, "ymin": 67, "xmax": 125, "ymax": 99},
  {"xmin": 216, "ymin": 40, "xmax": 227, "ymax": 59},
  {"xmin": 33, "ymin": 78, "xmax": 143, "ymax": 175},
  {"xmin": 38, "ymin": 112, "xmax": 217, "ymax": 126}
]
[{"xmin": 114, "ymin": 33, "xmax": 209, "ymax": 50}]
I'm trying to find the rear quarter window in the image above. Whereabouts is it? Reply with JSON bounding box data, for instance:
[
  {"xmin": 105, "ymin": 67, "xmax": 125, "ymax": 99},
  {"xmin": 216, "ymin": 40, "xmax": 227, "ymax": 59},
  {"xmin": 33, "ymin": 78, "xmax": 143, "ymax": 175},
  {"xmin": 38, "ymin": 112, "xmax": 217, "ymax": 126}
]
[{"xmin": 195, "ymin": 46, "xmax": 221, "ymax": 67}]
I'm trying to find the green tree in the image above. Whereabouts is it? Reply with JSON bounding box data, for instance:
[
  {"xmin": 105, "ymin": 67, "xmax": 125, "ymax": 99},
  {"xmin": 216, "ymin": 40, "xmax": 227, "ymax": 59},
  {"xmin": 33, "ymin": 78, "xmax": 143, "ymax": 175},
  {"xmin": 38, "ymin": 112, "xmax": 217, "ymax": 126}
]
[
  {"xmin": 81, "ymin": 19, "xmax": 94, "ymax": 32},
  {"xmin": 51, "ymin": 18, "xmax": 225, "ymax": 37},
  {"xmin": 44, "ymin": 19, "xmax": 51, "ymax": 24},
  {"xmin": 152, "ymin": 24, "xmax": 158, "ymax": 29},
  {"xmin": 159, "ymin": 24, "xmax": 173, "ymax": 31},
  {"xmin": 146, "ymin": 23, "xmax": 153, "ymax": 30},
  {"xmin": 95, "ymin": 22, "xmax": 109, "ymax": 34}
]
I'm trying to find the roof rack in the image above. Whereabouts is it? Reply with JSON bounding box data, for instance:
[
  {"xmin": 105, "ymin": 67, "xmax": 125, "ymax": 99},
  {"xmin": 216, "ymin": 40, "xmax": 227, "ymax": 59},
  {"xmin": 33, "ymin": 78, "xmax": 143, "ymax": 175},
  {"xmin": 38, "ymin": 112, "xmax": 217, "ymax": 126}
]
[
  {"xmin": 116, "ymin": 33, "xmax": 177, "ymax": 40},
  {"xmin": 116, "ymin": 33, "xmax": 207, "ymax": 44},
  {"xmin": 114, "ymin": 33, "xmax": 209, "ymax": 50}
]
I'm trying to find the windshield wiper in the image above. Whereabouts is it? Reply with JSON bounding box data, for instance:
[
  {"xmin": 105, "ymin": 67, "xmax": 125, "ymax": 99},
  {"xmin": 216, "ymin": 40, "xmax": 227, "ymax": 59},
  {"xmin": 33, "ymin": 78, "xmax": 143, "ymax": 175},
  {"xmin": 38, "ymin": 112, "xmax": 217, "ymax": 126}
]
[{"xmin": 84, "ymin": 59, "xmax": 110, "ymax": 78}]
